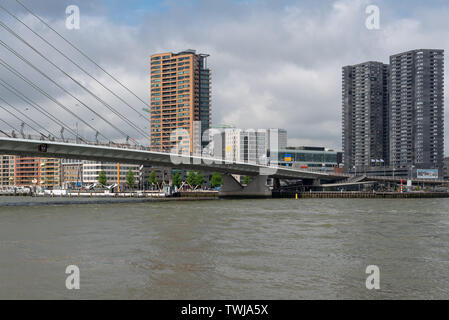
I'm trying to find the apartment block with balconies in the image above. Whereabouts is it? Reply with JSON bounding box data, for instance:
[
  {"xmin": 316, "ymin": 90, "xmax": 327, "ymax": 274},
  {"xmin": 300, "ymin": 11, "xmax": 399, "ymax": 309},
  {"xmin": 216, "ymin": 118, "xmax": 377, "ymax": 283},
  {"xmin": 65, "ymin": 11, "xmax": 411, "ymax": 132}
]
[
  {"xmin": 150, "ymin": 50, "xmax": 211, "ymax": 154},
  {"xmin": 342, "ymin": 61, "xmax": 389, "ymax": 172},
  {"xmin": 389, "ymin": 49, "xmax": 444, "ymax": 172}
]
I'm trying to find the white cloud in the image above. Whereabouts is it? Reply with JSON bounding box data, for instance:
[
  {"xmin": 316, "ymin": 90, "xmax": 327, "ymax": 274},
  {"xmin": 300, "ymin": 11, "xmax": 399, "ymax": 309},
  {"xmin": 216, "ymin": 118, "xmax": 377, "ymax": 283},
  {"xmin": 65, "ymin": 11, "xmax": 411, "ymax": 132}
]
[{"xmin": 0, "ymin": 0, "xmax": 448, "ymax": 154}]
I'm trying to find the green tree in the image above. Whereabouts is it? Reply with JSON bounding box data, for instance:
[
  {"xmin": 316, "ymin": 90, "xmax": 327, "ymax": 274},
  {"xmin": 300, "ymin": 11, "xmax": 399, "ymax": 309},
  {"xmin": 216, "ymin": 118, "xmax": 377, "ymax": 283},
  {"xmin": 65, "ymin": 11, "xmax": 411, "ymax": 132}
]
[
  {"xmin": 97, "ymin": 170, "xmax": 107, "ymax": 186},
  {"xmin": 194, "ymin": 172, "xmax": 204, "ymax": 188},
  {"xmin": 172, "ymin": 172, "xmax": 182, "ymax": 188},
  {"xmin": 210, "ymin": 172, "xmax": 222, "ymax": 188},
  {"xmin": 243, "ymin": 176, "xmax": 252, "ymax": 185},
  {"xmin": 126, "ymin": 169, "xmax": 135, "ymax": 189},
  {"xmin": 149, "ymin": 170, "xmax": 157, "ymax": 189},
  {"xmin": 187, "ymin": 171, "xmax": 196, "ymax": 188}
]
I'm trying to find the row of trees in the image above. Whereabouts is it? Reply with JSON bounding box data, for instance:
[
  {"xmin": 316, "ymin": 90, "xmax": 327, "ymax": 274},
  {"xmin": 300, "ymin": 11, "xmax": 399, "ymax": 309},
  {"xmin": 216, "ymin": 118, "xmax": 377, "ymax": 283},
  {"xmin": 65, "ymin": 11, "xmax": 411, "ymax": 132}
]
[
  {"xmin": 97, "ymin": 169, "xmax": 135, "ymax": 188},
  {"xmin": 97, "ymin": 170, "xmax": 225, "ymax": 190}
]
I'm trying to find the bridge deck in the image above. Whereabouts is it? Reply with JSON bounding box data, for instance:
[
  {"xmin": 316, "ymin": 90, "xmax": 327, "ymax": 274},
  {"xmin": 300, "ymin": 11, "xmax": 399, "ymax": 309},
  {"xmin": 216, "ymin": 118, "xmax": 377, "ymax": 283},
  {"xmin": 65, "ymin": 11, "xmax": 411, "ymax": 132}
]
[{"xmin": 0, "ymin": 137, "xmax": 344, "ymax": 181}]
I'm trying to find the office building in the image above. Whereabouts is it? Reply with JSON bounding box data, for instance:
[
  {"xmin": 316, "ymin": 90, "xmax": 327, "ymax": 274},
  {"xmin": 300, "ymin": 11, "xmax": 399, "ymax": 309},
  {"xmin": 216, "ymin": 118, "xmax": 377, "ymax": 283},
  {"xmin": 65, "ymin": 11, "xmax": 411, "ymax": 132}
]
[
  {"xmin": 220, "ymin": 128, "xmax": 287, "ymax": 165},
  {"xmin": 342, "ymin": 61, "xmax": 389, "ymax": 171},
  {"xmin": 266, "ymin": 128, "xmax": 288, "ymax": 165},
  {"xmin": 269, "ymin": 146, "xmax": 341, "ymax": 172},
  {"xmin": 139, "ymin": 164, "xmax": 172, "ymax": 189},
  {"xmin": 61, "ymin": 159, "xmax": 83, "ymax": 188},
  {"xmin": 224, "ymin": 128, "xmax": 268, "ymax": 165},
  {"xmin": 82, "ymin": 161, "xmax": 140, "ymax": 186},
  {"xmin": 150, "ymin": 49, "xmax": 211, "ymax": 154},
  {"xmin": 389, "ymin": 49, "xmax": 444, "ymax": 172}
]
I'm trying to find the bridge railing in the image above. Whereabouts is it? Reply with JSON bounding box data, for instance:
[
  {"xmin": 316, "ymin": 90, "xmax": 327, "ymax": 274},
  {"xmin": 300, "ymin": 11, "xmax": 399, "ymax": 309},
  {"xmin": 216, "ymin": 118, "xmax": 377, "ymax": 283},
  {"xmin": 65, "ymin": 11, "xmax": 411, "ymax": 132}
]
[
  {"xmin": 0, "ymin": 132, "xmax": 350, "ymax": 178},
  {"xmin": 0, "ymin": 131, "xmax": 164, "ymax": 152}
]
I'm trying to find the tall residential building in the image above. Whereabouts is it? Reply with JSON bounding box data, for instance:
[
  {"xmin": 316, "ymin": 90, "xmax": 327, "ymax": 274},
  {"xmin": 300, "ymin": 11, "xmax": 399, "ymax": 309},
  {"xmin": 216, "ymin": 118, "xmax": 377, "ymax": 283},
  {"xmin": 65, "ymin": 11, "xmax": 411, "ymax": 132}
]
[
  {"xmin": 389, "ymin": 49, "xmax": 444, "ymax": 172},
  {"xmin": 342, "ymin": 61, "xmax": 389, "ymax": 171},
  {"xmin": 0, "ymin": 155, "xmax": 14, "ymax": 186},
  {"xmin": 150, "ymin": 49, "xmax": 211, "ymax": 154}
]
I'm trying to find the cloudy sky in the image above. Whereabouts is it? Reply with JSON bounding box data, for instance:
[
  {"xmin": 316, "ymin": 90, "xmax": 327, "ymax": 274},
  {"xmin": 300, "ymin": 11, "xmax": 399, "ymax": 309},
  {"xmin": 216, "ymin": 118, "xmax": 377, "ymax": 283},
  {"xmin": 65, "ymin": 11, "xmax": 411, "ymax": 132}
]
[{"xmin": 0, "ymin": 0, "xmax": 448, "ymax": 152}]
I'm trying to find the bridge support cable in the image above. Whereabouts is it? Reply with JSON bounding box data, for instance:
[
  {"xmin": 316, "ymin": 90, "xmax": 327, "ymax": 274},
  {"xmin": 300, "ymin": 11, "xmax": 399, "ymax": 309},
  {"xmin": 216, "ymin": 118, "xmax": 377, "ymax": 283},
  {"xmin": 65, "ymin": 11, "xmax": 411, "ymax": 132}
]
[
  {"xmin": 0, "ymin": 95, "xmax": 57, "ymax": 138},
  {"xmin": 0, "ymin": 129, "xmax": 11, "ymax": 138},
  {"xmin": 0, "ymin": 58, "xmax": 110, "ymax": 143},
  {"xmin": 0, "ymin": 4, "xmax": 149, "ymax": 121},
  {"xmin": 15, "ymin": 0, "xmax": 152, "ymax": 111},
  {"xmin": 0, "ymin": 118, "xmax": 20, "ymax": 134},
  {"xmin": 0, "ymin": 19, "xmax": 150, "ymax": 140},
  {"xmin": 0, "ymin": 42, "xmax": 136, "ymax": 144},
  {"xmin": 0, "ymin": 78, "xmax": 82, "ymax": 141},
  {"xmin": 0, "ymin": 102, "xmax": 48, "ymax": 138}
]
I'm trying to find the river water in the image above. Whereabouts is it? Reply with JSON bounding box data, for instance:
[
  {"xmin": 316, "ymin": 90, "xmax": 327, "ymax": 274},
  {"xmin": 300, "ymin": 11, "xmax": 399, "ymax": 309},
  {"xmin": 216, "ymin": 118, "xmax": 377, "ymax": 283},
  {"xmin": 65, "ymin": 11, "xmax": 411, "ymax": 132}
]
[{"xmin": 0, "ymin": 197, "xmax": 448, "ymax": 299}]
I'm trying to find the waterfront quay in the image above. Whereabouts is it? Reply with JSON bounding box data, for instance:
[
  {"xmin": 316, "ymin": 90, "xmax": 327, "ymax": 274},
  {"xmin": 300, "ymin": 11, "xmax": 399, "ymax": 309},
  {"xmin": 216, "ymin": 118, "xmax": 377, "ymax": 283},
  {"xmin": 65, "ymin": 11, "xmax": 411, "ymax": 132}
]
[
  {"xmin": 0, "ymin": 191, "xmax": 219, "ymax": 207},
  {"xmin": 1, "ymin": 189, "xmax": 447, "ymax": 204},
  {"xmin": 274, "ymin": 191, "xmax": 449, "ymax": 199}
]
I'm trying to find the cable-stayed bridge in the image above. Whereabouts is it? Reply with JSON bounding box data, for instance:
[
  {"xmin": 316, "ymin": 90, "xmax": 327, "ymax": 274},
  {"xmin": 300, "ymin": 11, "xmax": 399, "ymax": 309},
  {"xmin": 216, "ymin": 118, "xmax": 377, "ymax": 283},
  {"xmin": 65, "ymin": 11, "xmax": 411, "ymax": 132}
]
[
  {"xmin": 2, "ymin": 1, "xmax": 445, "ymax": 197},
  {"xmin": 0, "ymin": 136, "xmax": 348, "ymax": 197},
  {"xmin": 0, "ymin": 1, "xmax": 351, "ymax": 196},
  {"xmin": 0, "ymin": 136, "xmax": 343, "ymax": 180},
  {"xmin": 0, "ymin": 0, "xmax": 150, "ymax": 147}
]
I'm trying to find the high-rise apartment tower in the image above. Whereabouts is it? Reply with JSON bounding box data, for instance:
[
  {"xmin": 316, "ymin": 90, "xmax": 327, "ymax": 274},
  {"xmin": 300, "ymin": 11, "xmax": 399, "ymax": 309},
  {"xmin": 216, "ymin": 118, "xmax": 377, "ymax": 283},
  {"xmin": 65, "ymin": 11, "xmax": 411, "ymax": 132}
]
[
  {"xmin": 342, "ymin": 61, "xmax": 389, "ymax": 171},
  {"xmin": 389, "ymin": 49, "xmax": 444, "ymax": 172},
  {"xmin": 150, "ymin": 50, "xmax": 211, "ymax": 154}
]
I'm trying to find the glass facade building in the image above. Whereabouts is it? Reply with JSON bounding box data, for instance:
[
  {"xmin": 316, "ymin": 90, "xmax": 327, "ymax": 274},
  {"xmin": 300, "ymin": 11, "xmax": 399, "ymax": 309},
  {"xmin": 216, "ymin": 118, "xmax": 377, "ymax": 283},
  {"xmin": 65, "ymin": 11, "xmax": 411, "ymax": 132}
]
[{"xmin": 269, "ymin": 147, "xmax": 340, "ymax": 170}]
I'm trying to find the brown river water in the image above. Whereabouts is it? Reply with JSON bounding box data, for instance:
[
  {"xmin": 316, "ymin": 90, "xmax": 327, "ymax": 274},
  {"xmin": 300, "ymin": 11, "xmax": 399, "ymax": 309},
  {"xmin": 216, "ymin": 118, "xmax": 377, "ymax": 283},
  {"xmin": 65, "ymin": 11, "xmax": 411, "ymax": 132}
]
[{"xmin": 0, "ymin": 197, "xmax": 448, "ymax": 299}]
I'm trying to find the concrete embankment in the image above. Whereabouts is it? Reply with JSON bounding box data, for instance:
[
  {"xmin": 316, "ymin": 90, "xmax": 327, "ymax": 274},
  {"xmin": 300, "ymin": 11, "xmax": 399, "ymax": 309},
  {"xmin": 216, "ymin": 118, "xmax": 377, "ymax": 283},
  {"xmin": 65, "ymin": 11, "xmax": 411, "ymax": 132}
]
[
  {"xmin": 0, "ymin": 191, "xmax": 219, "ymax": 206},
  {"xmin": 0, "ymin": 197, "xmax": 218, "ymax": 207},
  {"xmin": 273, "ymin": 191, "xmax": 449, "ymax": 199}
]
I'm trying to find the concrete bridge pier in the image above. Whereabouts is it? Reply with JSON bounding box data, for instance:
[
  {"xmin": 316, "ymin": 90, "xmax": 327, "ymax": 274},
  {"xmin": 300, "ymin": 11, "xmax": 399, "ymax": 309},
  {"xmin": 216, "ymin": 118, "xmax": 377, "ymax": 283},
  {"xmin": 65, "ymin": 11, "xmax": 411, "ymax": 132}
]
[
  {"xmin": 272, "ymin": 177, "xmax": 281, "ymax": 190},
  {"xmin": 219, "ymin": 174, "xmax": 272, "ymax": 198}
]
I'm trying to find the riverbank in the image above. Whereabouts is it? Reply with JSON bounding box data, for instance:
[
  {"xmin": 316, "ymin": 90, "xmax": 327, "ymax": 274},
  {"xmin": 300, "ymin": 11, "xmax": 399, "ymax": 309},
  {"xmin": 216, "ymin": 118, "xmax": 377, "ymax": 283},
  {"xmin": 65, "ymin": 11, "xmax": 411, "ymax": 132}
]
[
  {"xmin": 0, "ymin": 190, "xmax": 218, "ymax": 198},
  {"xmin": 0, "ymin": 196, "xmax": 218, "ymax": 207},
  {"xmin": 274, "ymin": 191, "xmax": 449, "ymax": 199},
  {"xmin": 0, "ymin": 191, "xmax": 219, "ymax": 207}
]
